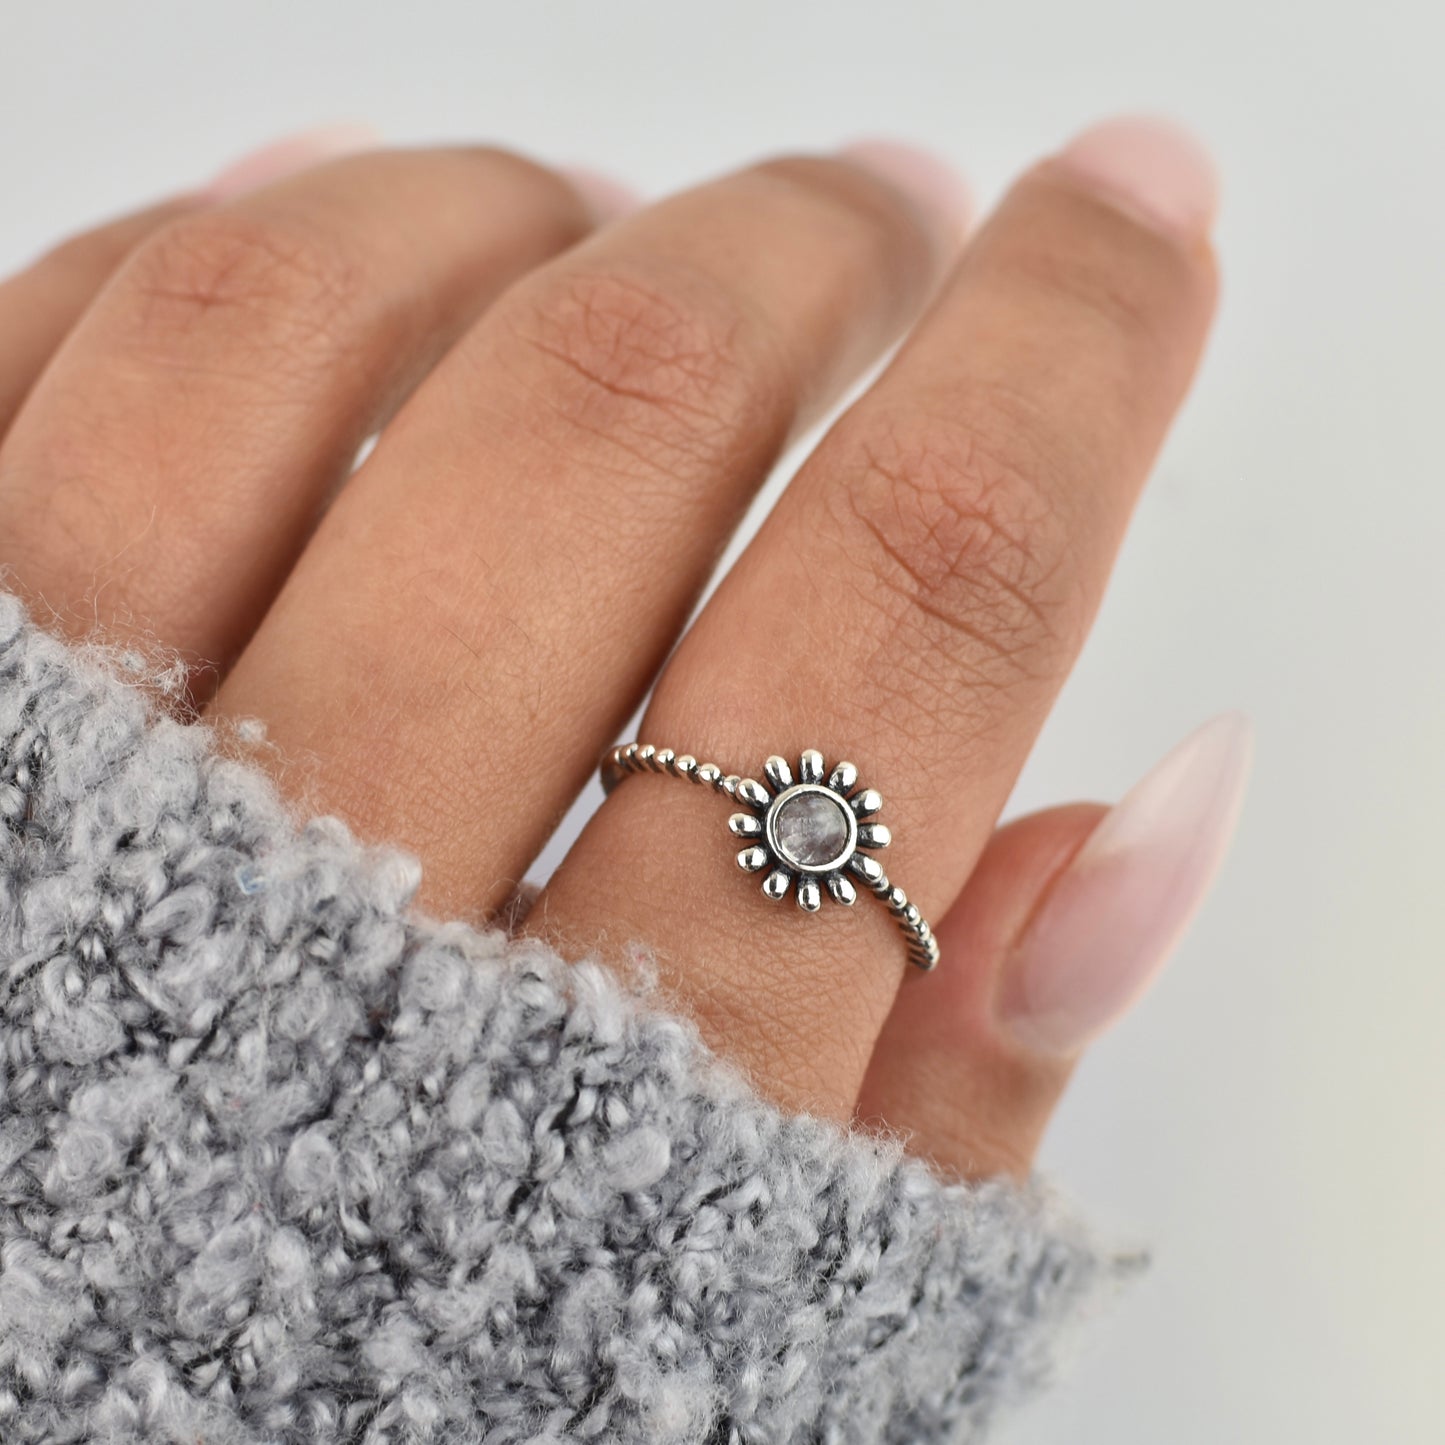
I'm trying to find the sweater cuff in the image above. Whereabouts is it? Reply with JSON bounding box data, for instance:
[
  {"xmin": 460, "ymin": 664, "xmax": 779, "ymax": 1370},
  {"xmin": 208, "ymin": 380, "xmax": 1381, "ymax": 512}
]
[{"xmin": 0, "ymin": 592, "xmax": 1108, "ymax": 1444}]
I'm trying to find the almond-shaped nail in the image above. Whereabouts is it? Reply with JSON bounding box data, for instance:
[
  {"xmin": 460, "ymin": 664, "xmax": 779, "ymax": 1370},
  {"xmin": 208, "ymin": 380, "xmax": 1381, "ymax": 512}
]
[
  {"xmin": 206, "ymin": 122, "xmax": 379, "ymax": 200},
  {"xmin": 999, "ymin": 712, "xmax": 1253, "ymax": 1056},
  {"xmin": 841, "ymin": 139, "xmax": 975, "ymax": 240},
  {"xmin": 1052, "ymin": 114, "xmax": 1219, "ymax": 241}
]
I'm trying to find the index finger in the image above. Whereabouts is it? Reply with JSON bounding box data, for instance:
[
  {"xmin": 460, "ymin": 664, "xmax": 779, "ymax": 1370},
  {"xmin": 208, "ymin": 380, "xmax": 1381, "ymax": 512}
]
[{"xmin": 531, "ymin": 118, "xmax": 1220, "ymax": 1117}]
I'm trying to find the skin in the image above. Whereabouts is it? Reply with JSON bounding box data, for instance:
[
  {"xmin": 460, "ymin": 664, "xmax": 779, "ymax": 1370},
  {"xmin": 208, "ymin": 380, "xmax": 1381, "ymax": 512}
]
[{"xmin": 0, "ymin": 140, "xmax": 1215, "ymax": 1182}]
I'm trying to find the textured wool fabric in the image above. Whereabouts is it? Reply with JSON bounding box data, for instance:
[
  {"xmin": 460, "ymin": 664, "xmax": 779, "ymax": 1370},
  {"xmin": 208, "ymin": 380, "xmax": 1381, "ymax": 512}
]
[{"xmin": 0, "ymin": 591, "xmax": 1104, "ymax": 1444}]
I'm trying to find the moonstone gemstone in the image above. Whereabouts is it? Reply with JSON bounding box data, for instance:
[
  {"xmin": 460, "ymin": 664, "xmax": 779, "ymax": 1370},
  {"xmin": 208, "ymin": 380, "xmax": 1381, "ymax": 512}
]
[{"xmin": 773, "ymin": 791, "xmax": 851, "ymax": 869}]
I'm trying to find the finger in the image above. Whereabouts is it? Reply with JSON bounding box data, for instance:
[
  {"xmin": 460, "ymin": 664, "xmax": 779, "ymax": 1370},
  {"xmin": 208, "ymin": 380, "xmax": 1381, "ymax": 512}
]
[
  {"xmin": 534, "ymin": 117, "xmax": 1221, "ymax": 1118},
  {"xmin": 0, "ymin": 128, "xmax": 374, "ymax": 455},
  {"xmin": 0, "ymin": 144, "xmax": 597, "ymax": 678},
  {"xmin": 859, "ymin": 713, "xmax": 1251, "ymax": 1180},
  {"xmin": 860, "ymin": 803, "xmax": 1104, "ymax": 1180},
  {"xmin": 0, "ymin": 199, "xmax": 199, "ymax": 436},
  {"xmin": 213, "ymin": 145, "xmax": 969, "ymax": 912}
]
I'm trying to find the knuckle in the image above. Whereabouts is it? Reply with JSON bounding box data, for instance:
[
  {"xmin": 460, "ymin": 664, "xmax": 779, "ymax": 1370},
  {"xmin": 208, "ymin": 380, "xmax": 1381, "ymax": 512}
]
[
  {"xmin": 501, "ymin": 260, "xmax": 780, "ymax": 469},
  {"xmin": 829, "ymin": 397, "xmax": 1085, "ymax": 691},
  {"xmin": 118, "ymin": 210, "xmax": 368, "ymax": 363}
]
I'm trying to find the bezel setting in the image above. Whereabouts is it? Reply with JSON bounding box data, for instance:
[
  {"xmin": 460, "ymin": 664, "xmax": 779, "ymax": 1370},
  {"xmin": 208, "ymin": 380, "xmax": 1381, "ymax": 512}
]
[{"xmin": 765, "ymin": 782, "xmax": 858, "ymax": 875}]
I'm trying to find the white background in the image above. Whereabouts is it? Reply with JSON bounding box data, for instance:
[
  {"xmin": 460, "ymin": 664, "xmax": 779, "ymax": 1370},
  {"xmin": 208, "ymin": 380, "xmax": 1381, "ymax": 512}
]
[{"xmin": 2, "ymin": 3, "xmax": 1440, "ymax": 1440}]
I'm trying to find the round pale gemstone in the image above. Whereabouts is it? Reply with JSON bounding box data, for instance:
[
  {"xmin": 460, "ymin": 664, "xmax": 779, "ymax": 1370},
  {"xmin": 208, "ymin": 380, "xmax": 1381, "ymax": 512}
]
[{"xmin": 773, "ymin": 790, "xmax": 851, "ymax": 869}]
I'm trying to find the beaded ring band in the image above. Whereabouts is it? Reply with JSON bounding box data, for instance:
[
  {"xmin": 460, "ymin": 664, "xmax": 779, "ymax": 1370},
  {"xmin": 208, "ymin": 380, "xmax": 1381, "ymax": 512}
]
[{"xmin": 601, "ymin": 743, "xmax": 940, "ymax": 971}]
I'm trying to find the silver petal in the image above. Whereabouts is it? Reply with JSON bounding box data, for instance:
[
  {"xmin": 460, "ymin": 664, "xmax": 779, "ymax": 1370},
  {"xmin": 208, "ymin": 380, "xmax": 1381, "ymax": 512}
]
[
  {"xmin": 764, "ymin": 755, "xmax": 794, "ymax": 791},
  {"xmin": 850, "ymin": 788, "xmax": 883, "ymax": 817},
  {"xmin": 827, "ymin": 874, "xmax": 857, "ymax": 906},
  {"xmin": 857, "ymin": 822, "xmax": 892, "ymax": 850},
  {"xmin": 762, "ymin": 867, "xmax": 791, "ymax": 900},
  {"xmin": 736, "ymin": 777, "xmax": 771, "ymax": 810},
  {"xmin": 737, "ymin": 846, "xmax": 769, "ymax": 873},
  {"xmin": 827, "ymin": 760, "xmax": 859, "ymax": 795},
  {"xmin": 728, "ymin": 812, "xmax": 764, "ymax": 838},
  {"xmin": 848, "ymin": 853, "xmax": 886, "ymax": 887},
  {"xmin": 799, "ymin": 749, "xmax": 825, "ymax": 784},
  {"xmin": 796, "ymin": 877, "xmax": 822, "ymax": 912}
]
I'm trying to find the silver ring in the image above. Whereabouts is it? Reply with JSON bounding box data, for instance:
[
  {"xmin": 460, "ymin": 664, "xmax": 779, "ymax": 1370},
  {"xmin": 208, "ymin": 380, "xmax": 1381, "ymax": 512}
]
[{"xmin": 601, "ymin": 742, "xmax": 940, "ymax": 971}]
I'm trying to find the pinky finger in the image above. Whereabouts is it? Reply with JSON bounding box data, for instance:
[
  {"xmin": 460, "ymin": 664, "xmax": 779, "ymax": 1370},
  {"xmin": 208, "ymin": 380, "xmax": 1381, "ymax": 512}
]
[
  {"xmin": 857, "ymin": 713, "xmax": 1252, "ymax": 1181},
  {"xmin": 0, "ymin": 125, "xmax": 370, "ymax": 435},
  {"xmin": 0, "ymin": 199, "xmax": 198, "ymax": 433}
]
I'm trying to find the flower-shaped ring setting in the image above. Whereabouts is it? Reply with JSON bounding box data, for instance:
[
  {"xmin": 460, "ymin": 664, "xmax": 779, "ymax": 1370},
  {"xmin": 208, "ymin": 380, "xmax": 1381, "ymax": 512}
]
[{"xmin": 601, "ymin": 743, "xmax": 939, "ymax": 971}]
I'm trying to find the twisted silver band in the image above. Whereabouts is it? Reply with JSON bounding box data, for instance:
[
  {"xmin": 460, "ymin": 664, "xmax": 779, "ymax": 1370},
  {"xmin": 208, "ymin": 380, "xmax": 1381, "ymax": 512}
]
[{"xmin": 601, "ymin": 741, "xmax": 940, "ymax": 971}]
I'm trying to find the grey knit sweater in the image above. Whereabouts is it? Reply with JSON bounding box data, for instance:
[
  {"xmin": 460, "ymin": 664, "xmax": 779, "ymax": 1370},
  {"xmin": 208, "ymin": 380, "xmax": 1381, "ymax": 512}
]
[{"xmin": 0, "ymin": 591, "xmax": 1103, "ymax": 1444}]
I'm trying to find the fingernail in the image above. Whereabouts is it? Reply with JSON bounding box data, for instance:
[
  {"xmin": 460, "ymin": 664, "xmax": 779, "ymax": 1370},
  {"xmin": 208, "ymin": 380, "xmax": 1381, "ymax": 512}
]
[
  {"xmin": 207, "ymin": 122, "xmax": 380, "ymax": 200},
  {"xmin": 841, "ymin": 139, "xmax": 975, "ymax": 239},
  {"xmin": 560, "ymin": 166, "xmax": 642, "ymax": 224},
  {"xmin": 999, "ymin": 712, "xmax": 1253, "ymax": 1057},
  {"xmin": 1052, "ymin": 114, "xmax": 1219, "ymax": 241}
]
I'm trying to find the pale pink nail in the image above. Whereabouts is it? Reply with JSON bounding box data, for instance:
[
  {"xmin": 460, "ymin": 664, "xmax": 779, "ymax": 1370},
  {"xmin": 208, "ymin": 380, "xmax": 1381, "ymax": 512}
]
[
  {"xmin": 999, "ymin": 712, "xmax": 1253, "ymax": 1057},
  {"xmin": 841, "ymin": 139, "xmax": 975, "ymax": 239},
  {"xmin": 206, "ymin": 122, "xmax": 380, "ymax": 200},
  {"xmin": 1053, "ymin": 115, "xmax": 1219, "ymax": 241},
  {"xmin": 559, "ymin": 166, "xmax": 642, "ymax": 224}
]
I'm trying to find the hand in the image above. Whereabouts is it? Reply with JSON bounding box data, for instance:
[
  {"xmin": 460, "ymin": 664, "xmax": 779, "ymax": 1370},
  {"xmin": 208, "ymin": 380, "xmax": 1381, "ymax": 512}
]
[{"xmin": 0, "ymin": 118, "xmax": 1246, "ymax": 1182}]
